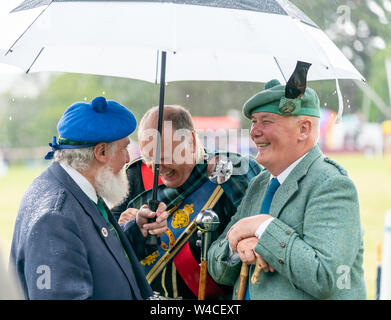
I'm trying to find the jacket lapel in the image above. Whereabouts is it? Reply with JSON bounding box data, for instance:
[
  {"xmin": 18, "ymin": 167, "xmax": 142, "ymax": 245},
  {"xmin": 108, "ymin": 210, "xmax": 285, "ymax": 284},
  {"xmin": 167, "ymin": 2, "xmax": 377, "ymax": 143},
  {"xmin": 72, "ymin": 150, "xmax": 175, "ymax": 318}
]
[
  {"xmin": 269, "ymin": 145, "xmax": 323, "ymax": 219},
  {"xmin": 48, "ymin": 162, "xmax": 143, "ymax": 299}
]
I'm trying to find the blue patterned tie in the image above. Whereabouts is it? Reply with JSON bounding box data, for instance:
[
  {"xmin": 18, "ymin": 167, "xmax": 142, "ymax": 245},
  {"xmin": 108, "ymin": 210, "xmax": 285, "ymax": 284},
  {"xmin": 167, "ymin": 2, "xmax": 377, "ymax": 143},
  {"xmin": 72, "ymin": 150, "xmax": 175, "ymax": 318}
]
[{"xmin": 244, "ymin": 177, "xmax": 280, "ymax": 300}]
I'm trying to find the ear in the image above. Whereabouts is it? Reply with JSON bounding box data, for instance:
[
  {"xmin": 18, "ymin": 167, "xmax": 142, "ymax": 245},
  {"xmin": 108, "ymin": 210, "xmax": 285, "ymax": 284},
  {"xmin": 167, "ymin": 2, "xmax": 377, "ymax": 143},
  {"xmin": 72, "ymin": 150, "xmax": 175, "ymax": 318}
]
[
  {"xmin": 191, "ymin": 131, "xmax": 197, "ymax": 153},
  {"xmin": 93, "ymin": 142, "xmax": 109, "ymax": 164},
  {"xmin": 298, "ymin": 118, "xmax": 312, "ymax": 141}
]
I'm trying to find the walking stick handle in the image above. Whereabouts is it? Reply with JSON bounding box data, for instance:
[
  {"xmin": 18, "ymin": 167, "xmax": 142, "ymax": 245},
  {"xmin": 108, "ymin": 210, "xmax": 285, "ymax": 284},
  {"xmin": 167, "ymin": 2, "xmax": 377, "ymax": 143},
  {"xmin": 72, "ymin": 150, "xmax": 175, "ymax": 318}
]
[
  {"xmin": 236, "ymin": 263, "xmax": 249, "ymax": 300},
  {"xmin": 251, "ymin": 261, "xmax": 262, "ymax": 284},
  {"xmin": 198, "ymin": 260, "xmax": 208, "ymax": 300}
]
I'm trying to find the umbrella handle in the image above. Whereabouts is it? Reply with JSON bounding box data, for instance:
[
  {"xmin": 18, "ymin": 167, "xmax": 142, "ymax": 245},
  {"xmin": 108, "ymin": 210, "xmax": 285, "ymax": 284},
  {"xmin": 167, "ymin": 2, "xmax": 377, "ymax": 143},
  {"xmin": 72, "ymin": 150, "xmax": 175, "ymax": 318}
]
[{"xmin": 145, "ymin": 199, "xmax": 161, "ymax": 248}]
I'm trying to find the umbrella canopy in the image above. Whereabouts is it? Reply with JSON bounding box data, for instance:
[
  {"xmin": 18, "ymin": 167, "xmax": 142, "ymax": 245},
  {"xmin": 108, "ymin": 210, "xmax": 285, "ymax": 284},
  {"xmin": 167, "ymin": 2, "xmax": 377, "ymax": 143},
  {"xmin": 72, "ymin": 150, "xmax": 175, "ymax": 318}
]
[
  {"xmin": 1, "ymin": 0, "xmax": 364, "ymax": 83},
  {"xmin": 0, "ymin": 0, "xmax": 364, "ymax": 252}
]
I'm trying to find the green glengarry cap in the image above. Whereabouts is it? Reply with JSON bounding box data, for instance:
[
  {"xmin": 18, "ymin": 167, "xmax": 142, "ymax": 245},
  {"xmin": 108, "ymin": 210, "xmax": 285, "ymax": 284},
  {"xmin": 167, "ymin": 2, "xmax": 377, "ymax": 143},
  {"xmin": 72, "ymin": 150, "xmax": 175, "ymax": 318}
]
[{"xmin": 242, "ymin": 79, "xmax": 320, "ymax": 119}]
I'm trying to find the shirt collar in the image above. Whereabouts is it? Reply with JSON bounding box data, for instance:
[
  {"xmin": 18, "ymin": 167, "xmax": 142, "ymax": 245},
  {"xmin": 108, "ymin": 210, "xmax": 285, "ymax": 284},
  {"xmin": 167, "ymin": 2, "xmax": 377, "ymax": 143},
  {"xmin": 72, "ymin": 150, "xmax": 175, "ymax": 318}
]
[
  {"xmin": 59, "ymin": 162, "xmax": 98, "ymax": 204},
  {"xmin": 271, "ymin": 152, "xmax": 308, "ymax": 185}
]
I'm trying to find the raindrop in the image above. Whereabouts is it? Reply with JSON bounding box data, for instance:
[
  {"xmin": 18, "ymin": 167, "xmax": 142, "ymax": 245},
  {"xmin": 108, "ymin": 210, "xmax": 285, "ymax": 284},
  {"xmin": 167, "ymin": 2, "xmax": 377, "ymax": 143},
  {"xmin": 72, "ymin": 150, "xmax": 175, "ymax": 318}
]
[
  {"xmin": 353, "ymin": 40, "xmax": 364, "ymax": 52},
  {"xmin": 368, "ymin": 0, "xmax": 389, "ymax": 23},
  {"xmin": 11, "ymin": 98, "xmax": 15, "ymax": 102},
  {"xmin": 9, "ymin": 116, "xmax": 12, "ymax": 121},
  {"xmin": 324, "ymin": 102, "xmax": 328, "ymax": 107},
  {"xmin": 186, "ymin": 94, "xmax": 190, "ymax": 98},
  {"xmin": 385, "ymin": 0, "xmax": 391, "ymax": 12},
  {"xmin": 357, "ymin": 20, "xmax": 370, "ymax": 38},
  {"xmin": 83, "ymin": 97, "xmax": 87, "ymax": 101},
  {"xmin": 102, "ymin": 91, "xmax": 106, "ymax": 95},
  {"xmin": 342, "ymin": 46, "xmax": 353, "ymax": 60},
  {"xmin": 371, "ymin": 36, "xmax": 386, "ymax": 49}
]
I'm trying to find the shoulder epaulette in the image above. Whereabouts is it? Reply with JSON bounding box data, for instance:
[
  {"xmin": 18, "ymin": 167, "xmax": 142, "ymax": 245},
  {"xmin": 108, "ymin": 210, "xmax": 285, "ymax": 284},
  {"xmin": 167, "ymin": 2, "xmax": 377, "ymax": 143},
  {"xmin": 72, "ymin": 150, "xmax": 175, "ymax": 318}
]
[{"xmin": 323, "ymin": 157, "xmax": 348, "ymax": 176}]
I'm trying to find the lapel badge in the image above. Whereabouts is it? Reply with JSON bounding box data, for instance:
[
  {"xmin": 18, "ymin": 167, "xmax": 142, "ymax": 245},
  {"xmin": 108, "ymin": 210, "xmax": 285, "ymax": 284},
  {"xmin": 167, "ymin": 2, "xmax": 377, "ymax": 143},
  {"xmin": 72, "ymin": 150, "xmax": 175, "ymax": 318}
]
[{"xmin": 101, "ymin": 227, "xmax": 108, "ymax": 237}]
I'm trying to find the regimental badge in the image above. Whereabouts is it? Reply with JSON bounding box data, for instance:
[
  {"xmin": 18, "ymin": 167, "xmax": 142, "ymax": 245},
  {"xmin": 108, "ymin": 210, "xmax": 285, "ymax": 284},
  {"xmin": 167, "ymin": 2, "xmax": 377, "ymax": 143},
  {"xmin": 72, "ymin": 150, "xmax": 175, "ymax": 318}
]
[
  {"xmin": 280, "ymin": 100, "xmax": 296, "ymax": 114},
  {"xmin": 278, "ymin": 97, "xmax": 301, "ymax": 116},
  {"xmin": 171, "ymin": 203, "xmax": 194, "ymax": 229},
  {"xmin": 208, "ymin": 155, "xmax": 233, "ymax": 184}
]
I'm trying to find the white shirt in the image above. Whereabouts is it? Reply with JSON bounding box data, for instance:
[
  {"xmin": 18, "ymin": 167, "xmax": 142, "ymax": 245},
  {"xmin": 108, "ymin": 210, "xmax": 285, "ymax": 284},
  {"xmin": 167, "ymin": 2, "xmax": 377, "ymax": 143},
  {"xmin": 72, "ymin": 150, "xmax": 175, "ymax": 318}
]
[
  {"xmin": 228, "ymin": 152, "xmax": 308, "ymax": 261},
  {"xmin": 59, "ymin": 162, "xmax": 98, "ymax": 204}
]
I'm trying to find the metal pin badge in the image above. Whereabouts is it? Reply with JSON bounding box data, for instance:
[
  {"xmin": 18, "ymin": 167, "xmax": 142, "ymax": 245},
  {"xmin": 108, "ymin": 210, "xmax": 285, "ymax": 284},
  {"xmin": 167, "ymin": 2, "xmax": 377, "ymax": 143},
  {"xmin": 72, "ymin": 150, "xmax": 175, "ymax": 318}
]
[
  {"xmin": 101, "ymin": 227, "xmax": 108, "ymax": 237},
  {"xmin": 208, "ymin": 154, "xmax": 233, "ymax": 185}
]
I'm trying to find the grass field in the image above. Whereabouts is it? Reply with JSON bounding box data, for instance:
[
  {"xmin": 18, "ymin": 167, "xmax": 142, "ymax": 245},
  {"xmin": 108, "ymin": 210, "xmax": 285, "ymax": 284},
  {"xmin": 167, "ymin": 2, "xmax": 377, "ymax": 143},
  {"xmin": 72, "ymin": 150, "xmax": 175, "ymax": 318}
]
[{"xmin": 1, "ymin": 153, "xmax": 390, "ymax": 300}]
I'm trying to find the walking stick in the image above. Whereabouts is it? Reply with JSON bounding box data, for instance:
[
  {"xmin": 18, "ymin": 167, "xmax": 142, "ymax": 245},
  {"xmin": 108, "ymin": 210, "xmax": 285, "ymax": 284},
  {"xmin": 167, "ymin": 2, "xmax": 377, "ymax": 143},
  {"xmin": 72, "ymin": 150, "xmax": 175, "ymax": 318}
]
[
  {"xmin": 237, "ymin": 261, "xmax": 263, "ymax": 300},
  {"xmin": 195, "ymin": 209, "xmax": 220, "ymax": 300},
  {"xmin": 236, "ymin": 263, "xmax": 249, "ymax": 300},
  {"xmin": 251, "ymin": 261, "xmax": 262, "ymax": 284}
]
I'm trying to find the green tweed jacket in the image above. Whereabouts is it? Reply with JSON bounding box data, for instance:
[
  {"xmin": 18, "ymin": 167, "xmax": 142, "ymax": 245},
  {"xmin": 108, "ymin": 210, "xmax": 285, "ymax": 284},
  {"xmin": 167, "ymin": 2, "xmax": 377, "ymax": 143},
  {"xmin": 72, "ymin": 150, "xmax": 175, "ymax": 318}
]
[{"xmin": 207, "ymin": 145, "xmax": 366, "ymax": 300}]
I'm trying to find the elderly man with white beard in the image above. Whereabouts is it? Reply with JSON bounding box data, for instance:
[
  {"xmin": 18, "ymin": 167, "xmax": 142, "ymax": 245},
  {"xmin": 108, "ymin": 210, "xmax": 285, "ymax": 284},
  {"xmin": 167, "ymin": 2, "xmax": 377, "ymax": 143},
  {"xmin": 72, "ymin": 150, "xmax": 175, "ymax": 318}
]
[{"xmin": 10, "ymin": 96, "xmax": 168, "ymax": 300}]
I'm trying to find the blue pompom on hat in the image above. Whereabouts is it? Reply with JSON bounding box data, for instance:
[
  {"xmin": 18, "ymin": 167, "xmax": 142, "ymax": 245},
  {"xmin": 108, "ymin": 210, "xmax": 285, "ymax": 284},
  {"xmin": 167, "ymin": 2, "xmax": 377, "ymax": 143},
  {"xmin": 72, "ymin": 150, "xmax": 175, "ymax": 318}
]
[{"xmin": 45, "ymin": 96, "xmax": 137, "ymax": 159}]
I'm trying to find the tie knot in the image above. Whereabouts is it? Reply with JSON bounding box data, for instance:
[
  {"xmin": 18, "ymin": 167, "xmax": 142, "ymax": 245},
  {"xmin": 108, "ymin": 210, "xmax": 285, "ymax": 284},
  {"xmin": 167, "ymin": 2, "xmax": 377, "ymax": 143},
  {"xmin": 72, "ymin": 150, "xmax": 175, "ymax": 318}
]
[{"xmin": 269, "ymin": 177, "xmax": 280, "ymax": 193}]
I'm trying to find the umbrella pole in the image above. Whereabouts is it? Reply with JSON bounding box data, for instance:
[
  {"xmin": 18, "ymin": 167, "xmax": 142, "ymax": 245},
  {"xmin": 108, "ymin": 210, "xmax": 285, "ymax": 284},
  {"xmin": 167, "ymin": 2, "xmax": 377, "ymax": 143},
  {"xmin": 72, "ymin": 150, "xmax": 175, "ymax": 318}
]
[{"xmin": 146, "ymin": 51, "xmax": 167, "ymax": 248}]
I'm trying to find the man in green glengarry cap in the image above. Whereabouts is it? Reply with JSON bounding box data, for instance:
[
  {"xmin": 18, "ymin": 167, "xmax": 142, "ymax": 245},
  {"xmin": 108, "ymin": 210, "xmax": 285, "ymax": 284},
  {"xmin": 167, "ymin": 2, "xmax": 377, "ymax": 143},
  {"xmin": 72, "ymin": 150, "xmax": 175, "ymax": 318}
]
[{"xmin": 208, "ymin": 78, "xmax": 366, "ymax": 300}]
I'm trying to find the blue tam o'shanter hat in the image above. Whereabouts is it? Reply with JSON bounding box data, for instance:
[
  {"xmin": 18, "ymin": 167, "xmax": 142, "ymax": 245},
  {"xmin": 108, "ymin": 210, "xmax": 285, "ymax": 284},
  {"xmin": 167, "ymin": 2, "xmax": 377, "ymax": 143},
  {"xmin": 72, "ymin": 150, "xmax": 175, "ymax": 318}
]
[{"xmin": 45, "ymin": 96, "xmax": 137, "ymax": 159}]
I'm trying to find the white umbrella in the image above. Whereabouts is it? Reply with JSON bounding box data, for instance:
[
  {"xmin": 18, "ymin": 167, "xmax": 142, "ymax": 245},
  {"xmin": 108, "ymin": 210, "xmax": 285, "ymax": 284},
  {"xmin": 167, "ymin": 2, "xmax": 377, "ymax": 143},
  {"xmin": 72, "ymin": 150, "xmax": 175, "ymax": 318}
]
[
  {"xmin": 0, "ymin": 0, "xmax": 364, "ymax": 248},
  {"xmin": 1, "ymin": 0, "xmax": 363, "ymax": 83}
]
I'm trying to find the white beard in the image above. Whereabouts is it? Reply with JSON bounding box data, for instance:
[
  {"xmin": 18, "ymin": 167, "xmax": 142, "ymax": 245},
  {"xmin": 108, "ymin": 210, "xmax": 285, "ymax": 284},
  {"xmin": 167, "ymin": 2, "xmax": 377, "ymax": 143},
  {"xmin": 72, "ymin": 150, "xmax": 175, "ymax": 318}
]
[{"xmin": 94, "ymin": 165, "xmax": 129, "ymax": 207}]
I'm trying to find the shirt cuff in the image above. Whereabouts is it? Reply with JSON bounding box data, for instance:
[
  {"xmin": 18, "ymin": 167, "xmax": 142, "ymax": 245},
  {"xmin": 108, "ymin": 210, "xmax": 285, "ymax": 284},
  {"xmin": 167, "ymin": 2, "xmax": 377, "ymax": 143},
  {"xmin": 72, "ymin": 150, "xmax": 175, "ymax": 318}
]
[
  {"xmin": 228, "ymin": 245, "xmax": 241, "ymax": 264},
  {"xmin": 255, "ymin": 217, "xmax": 274, "ymax": 239}
]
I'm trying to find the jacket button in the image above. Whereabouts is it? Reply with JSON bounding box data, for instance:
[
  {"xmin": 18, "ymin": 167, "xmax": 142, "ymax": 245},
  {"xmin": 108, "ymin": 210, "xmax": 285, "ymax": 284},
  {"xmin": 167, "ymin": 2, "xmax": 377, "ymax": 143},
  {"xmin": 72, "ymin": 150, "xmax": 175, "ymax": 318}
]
[
  {"xmin": 285, "ymin": 230, "xmax": 291, "ymax": 235},
  {"xmin": 278, "ymin": 258, "xmax": 284, "ymax": 265},
  {"xmin": 280, "ymin": 242, "xmax": 286, "ymax": 248}
]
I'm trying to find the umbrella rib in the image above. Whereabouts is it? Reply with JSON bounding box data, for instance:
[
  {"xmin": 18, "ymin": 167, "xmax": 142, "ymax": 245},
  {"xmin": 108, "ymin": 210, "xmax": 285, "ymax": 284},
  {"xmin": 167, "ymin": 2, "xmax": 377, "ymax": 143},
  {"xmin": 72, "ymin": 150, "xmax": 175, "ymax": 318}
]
[
  {"xmin": 155, "ymin": 50, "xmax": 159, "ymax": 85},
  {"xmin": 6, "ymin": 2, "xmax": 52, "ymax": 55},
  {"xmin": 26, "ymin": 47, "xmax": 45, "ymax": 74},
  {"xmin": 273, "ymin": 56, "xmax": 287, "ymax": 83}
]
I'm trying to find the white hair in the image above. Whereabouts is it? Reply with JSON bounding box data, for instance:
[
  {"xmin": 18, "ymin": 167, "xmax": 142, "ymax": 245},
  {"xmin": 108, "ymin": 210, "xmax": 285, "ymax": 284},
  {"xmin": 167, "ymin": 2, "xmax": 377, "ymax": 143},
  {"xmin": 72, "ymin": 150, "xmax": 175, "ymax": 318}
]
[{"xmin": 53, "ymin": 142, "xmax": 117, "ymax": 171}]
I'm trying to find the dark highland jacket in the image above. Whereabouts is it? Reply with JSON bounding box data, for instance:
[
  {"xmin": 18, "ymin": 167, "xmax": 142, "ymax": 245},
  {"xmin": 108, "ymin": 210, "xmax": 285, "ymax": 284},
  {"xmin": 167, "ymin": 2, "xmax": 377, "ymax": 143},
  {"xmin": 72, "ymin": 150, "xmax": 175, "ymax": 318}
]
[{"xmin": 10, "ymin": 162, "xmax": 153, "ymax": 300}]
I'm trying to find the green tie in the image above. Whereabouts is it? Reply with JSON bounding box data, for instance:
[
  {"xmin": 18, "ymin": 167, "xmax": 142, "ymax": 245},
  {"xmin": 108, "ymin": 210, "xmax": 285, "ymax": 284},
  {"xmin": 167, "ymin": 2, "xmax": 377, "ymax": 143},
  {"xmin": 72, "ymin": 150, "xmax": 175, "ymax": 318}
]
[{"xmin": 96, "ymin": 198, "xmax": 132, "ymax": 264}]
